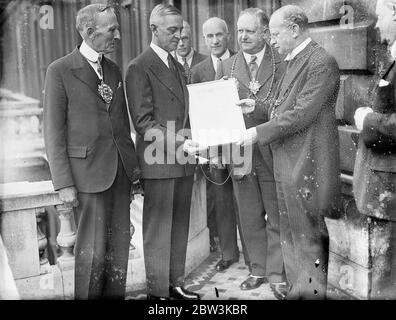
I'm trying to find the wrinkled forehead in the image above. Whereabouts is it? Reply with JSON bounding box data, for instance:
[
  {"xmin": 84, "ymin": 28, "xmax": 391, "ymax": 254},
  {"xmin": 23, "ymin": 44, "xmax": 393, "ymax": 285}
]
[
  {"xmin": 203, "ymin": 21, "xmax": 227, "ymax": 35},
  {"xmin": 269, "ymin": 12, "xmax": 286, "ymax": 30},
  {"xmin": 181, "ymin": 26, "xmax": 191, "ymax": 37},
  {"xmin": 95, "ymin": 9, "xmax": 118, "ymax": 28},
  {"xmin": 158, "ymin": 14, "xmax": 183, "ymax": 28},
  {"xmin": 237, "ymin": 13, "xmax": 259, "ymax": 30}
]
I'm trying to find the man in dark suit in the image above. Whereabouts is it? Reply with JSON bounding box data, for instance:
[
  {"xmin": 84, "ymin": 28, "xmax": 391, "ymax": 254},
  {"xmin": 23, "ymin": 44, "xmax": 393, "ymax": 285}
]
[
  {"xmin": 238, "ymin": 5, "xmax": 341, "ymax": 299},
  {"xmin": 190, "ymin": 17, "xmax": 240, "ymax": 272},
  {"xmin": 353, "ymin": 0, "xmax": 396, "ymax": 299},
  {"xmin": 43, "ymin": 4, "xmax": 140, "ymax": 299},
  {"xmin": 215, "ymin": 8, "xmax": 285, "ymax": 295},
  {"xmin": 125, "ymin": 4, "xmax": 200, "ymax": 300},
  {"xmin": 174, "ymin": 20, "xmax": 207, "ymax": 83}
]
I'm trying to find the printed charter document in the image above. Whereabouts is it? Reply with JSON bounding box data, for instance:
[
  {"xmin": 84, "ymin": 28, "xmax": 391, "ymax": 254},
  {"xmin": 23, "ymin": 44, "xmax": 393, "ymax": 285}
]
[{"xmin": 187, "ymin": 79, "xmax": 246, "ymax": 147}]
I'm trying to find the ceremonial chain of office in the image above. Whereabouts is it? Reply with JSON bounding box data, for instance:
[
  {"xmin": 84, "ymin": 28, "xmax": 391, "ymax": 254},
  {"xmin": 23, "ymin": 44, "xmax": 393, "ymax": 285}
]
[{"xmin": 230, "ymin": 45, "xmax": 276, "ymax": 104}]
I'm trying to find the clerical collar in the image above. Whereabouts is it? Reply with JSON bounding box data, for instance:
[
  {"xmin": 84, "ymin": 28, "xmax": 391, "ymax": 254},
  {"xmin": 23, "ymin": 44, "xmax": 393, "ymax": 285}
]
[
  {"xmin": 175, "ymin": 48, "xmax": 194, "ymax": 65},
  {"xmin": 150, "ymin": 42, "xmax": 170, "ymax": 67},
  {"xmin": 391, "ymin": 41, "xmax": 396, "ymax": 61},
  {"xmin": 243, "ymin": 45, "xmax": 266, "ymax": 68},
  {"xmin": 285, "ymin": 37, "xmax": 312, "ymax": 61},
  {"xmin": 80, "ymin": 41, "xmax": 100, "ymax": 63}
]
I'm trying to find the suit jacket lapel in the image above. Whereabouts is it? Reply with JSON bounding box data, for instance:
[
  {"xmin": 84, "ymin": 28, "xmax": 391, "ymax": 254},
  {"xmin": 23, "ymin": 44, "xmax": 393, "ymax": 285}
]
[
  {"xmin": 256, "ymin": 45, "xmax": 274, "ymax": 88},
  {"xmin": 233, "ymin": 51, "xmax": 251, "ymax": 88},
  {"xmin": 191, "ymin": 51, "xmax": 198, "ymax": 67},
  {"xmin": 102, "ymin": 58, "xmax": 118, "ymax": 94},
  {"xmin": 70, "ymin": 47, "xmax": 103, "ymax": 102},
  {"xmin": 205, "ymin": 57, "xmax": 216, "ymax": 79},
  {"xmin": 147, "ymin": 48, "xmax": 185, "ymax": 105},
  {"xmin": 280, "ymin": 41, "xmax": 318, "ymax": 94}
]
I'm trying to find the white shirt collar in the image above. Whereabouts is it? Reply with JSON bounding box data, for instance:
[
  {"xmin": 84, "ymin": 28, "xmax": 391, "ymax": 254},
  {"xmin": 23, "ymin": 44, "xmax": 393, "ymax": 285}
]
[
  {"xmin": 285, "ymin": 37, "xmax": 312, "ymax": 61},
  {"xmin": 175, "ymin": 49, "xmax": 194, "ymax": 67},
  {"xmin": 243, "ymin": 45, "xmax": 266, "ymax": 68},
  {"xmin": 150, "ymin": 42, "xmax": 170, "ymax": 67},
  {"xmin": 391, "ymin": 41, "xmax": 396, "ymax": 61},
  {"xmin": 212, "ymin": 49, "xmax": 230, "ymax": 72},
  {"xmin": 80, "ymin": 41, "xmax": 100, "ymax": 63}
]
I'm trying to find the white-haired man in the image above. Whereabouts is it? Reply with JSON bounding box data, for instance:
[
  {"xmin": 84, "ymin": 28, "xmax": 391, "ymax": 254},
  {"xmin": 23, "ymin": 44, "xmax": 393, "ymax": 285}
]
[
  {"xmin": 174, "ymin": 20, "xmax": 206, "ymax": 83},
  {"xmin": 125, "ymin": 4, "xmax": 200, "ymax": 300},
  {"xmin": 237, "ymin": 5, "xmax": 342, "ymax": 299},
  {"xmin": 43, "ymin": 4, "xmax": 140, "ymax": 299},
  {"xmin": 353, "ymin": 0, "xmax": 396, "ymax": 299}
]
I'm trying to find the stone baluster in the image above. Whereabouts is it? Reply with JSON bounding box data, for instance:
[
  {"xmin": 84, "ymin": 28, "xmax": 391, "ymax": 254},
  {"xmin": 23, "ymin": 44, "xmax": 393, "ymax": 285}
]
[
  {"xmin": 129, "ymin": 222, "xmax": 136, "ymax": 257},
  {"xmin": 55, "ymin": 204, "xmax": 76, "ymax": 265},
  {"xmin": 35, "ymin": 207, "xmax": 50, "ymax": 274}
]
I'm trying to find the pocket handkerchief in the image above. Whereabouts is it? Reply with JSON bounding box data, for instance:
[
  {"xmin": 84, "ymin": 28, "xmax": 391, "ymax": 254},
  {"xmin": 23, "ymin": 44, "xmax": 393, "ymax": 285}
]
[{"xmin": 379, "ymin": 79, "xmax": 390, "ymax": 87}]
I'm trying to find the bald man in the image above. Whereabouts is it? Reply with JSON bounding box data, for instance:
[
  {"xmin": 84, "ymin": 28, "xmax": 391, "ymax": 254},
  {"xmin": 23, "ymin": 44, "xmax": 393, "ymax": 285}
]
[
  {"xmin": 174, "ymin": 20, "xmax": 207, "ymax": 83},
  {"xmin": 191, "ymin": 17, "xmax": 240, "ymax": 273},
  {"xmin": 353, "ymin": 0, "xmax": 396, "ymax": 299}
]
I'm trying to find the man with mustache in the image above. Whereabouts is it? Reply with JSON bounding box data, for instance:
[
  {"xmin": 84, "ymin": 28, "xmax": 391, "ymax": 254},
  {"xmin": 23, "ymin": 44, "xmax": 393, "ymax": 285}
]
[
  {"xmin": 215, "ymin": 8, "xmax": 285, "ymax": 297},
  {"xmin": 353, "ymin": 0, "xmax": 396, "ymax": 299},
  {"xmin": 43, "ymin": 4, "xmax": 140, "ymax": 299},
  {"xmin": 125, "ymin": 4, "xmax": 200, "ymax": 300},
  {"xmin": 191, "ymin": 17, "xmax": 240, "ymax": 272}
]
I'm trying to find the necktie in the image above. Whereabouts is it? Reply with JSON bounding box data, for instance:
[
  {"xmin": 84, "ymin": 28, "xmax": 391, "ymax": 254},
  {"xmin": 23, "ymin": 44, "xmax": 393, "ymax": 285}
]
[
  {"xmin": 249, "ymin": 55, "xmax": 258, "ymax": 81},
  {"xmin": 182, "ymin": 57, "xmax": 191, "ymax": 84},
  {"xmin": 215, "ymin": 58, "xmax": 222, "ymax": 73},
  {"xmin": 168, "ymin": 54, "xmax": 182, "ymax": 85},
  {"xmin": 97, "ymin": 54, "xmax": 104, "ymax": 80}
]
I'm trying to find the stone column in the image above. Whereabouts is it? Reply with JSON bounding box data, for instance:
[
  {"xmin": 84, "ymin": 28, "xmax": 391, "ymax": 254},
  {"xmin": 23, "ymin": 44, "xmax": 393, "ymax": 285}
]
[{"xmin": 55, "ymin": 204, "xmax": 76, "ymax": 266}]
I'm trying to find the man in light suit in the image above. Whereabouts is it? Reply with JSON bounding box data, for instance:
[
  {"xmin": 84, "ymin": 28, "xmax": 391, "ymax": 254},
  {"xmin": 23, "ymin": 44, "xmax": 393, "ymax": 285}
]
[
  {"xmin": 174, "ymin": 20, "xmax": 207, "ymax": 83},
  {"xmin": 125, "ymin": 4, "xmax": 200, "ymax": 300},
  {"xmin": 353, "ymin": 0, "xmax": 396, "ymax": 299},
  {"xmin": 215, "ymin": 8, "xmax": 285, "ymax": 295},
  {"xmin": 190, "ymin": 17, "xmax": 240, "ymax": 272},
  {"xmin": 43, "ymin": 4, "xmax": 141, "ymax": 299},
  {"xmin": 238, "ymin": 5, "xmax": 341, "ymax": 299}
]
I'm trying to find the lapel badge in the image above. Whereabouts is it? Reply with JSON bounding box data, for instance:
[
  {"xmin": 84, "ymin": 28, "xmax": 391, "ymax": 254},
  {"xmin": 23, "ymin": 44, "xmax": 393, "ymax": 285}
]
[{"xmin": 248, "ymin": 80, "xmax": 261, "ymax": 95}]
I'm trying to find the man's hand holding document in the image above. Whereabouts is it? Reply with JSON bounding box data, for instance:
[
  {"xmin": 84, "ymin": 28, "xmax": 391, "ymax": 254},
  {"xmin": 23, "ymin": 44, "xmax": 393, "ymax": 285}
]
[{"xmin": 185, "ymin": 78, "xmax": 248, "ymax": 162}]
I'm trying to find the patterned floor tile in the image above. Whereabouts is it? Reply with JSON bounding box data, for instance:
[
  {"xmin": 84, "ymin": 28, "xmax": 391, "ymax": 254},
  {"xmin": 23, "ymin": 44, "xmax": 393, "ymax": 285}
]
[{"xmin": 126, "ymin": 250, "xmax": 276, "ymax": 300}]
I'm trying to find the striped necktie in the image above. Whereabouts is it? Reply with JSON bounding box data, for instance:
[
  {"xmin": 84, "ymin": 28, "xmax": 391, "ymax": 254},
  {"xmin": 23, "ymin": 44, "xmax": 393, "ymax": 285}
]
[
  {"xmin": 97, "ymin": 54, "xmax": 104, "ymax": 81},
  {"xmin": 168, "ymin": 54, "xmax": 182, "ymax": 85},
  {"xmin": 182, "ymin": 57, "xmax": 191, "ymax": 84},
  {"xmin": 249, "ymin": 55, "xmax": 258, "ymax": 81}
]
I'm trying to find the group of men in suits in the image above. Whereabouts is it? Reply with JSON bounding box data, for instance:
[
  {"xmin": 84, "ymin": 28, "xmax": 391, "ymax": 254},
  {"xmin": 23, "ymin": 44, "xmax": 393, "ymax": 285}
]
[
  {"xmin": 42, "ymin": 0, "xmax": 395, "ymax": 301},
  {"xmin": 191, "ymin": 5, "xmax": 341, "ymax": 299}
]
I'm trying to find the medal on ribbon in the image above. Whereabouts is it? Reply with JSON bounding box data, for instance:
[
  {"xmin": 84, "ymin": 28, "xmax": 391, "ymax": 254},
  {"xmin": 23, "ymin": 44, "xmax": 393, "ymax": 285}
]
[{"xmin": 98, "ymin": 82, "xmax": 113, "ymax": 104}]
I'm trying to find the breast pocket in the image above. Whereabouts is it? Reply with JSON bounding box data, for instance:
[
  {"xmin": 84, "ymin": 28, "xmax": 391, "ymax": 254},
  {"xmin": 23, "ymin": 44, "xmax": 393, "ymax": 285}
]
[{"xmin": 67, "ymin": 146, "xmax": 87, "ymax": 158}]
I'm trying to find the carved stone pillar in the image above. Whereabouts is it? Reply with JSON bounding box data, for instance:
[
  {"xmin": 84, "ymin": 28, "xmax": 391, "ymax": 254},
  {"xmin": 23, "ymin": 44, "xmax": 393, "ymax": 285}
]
[{"xmin": 55, "ymin": 204, "xmax": 76, "ymax": 264}]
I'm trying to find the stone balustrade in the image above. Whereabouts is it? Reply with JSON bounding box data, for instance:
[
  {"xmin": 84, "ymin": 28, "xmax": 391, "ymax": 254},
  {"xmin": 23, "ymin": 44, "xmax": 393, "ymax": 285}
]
[
  {"xmin": 0, "ymin": 175, "xmax": 209, "ymax": 299},
  {"xmin": 0, "ymin": 181, "xmax": 74, "ymax": 298}
]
